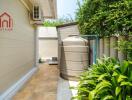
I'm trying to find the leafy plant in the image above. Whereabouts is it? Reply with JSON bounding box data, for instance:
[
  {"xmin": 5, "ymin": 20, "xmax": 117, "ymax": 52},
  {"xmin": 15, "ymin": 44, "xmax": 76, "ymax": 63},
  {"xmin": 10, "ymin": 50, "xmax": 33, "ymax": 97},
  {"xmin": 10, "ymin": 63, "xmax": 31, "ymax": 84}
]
[
  {"xmin": 116, "ymin": 37, "xmax": 132, "ymax": 60},
  {"xmin": 76, "ymin": 0, "xmax": 132, "ymax": 36},
  {"xmin": 43, "ymin": 17, "xmax": 74, "ymax": 27},
  {"xmin": 73, "ymin": 57, "xmax": 132, "ymax": 100}
]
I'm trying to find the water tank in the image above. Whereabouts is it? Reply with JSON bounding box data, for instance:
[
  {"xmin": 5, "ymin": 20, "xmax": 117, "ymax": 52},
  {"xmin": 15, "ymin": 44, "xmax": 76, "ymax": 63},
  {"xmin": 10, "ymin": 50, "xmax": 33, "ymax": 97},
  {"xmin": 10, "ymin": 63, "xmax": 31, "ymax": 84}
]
[{"xmin": 60, "ymin": 36, "xmax": 89, "ymax": 80}]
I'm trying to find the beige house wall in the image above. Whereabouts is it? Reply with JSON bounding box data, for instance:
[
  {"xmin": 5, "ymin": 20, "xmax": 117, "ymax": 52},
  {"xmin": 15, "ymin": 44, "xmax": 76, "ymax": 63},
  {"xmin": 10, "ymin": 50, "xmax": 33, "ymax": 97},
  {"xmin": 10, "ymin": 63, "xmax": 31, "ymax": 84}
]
[
  {"xmin": 30, "ymin": 0, "xmax": 57, "ymax": 19},
  {"xmin": 0, "ymin": 0, "xmax": 35, "ymax": 94},
  {"xmin": 39, "ymin": 39, "xmax": 58, "ymax": 59},
  {"xmin": 38, "ymin": 27, "xmax": 58, "ymax": 59}
]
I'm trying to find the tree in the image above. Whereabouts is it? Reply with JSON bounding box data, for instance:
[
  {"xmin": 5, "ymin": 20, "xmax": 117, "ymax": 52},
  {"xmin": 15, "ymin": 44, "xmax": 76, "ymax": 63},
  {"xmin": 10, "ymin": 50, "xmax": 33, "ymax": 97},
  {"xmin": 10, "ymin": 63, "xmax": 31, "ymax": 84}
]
[{"xmin": 76, "ymin": 0, "xmax": 132, "ymax": 36}]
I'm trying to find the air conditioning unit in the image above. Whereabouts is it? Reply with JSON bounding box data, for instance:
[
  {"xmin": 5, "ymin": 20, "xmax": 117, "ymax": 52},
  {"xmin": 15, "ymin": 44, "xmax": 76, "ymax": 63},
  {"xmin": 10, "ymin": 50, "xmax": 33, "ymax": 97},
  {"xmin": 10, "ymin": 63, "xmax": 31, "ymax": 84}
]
[{"xmin": 33, "ymin": 5, "xmax": 43, "ymax": 21}]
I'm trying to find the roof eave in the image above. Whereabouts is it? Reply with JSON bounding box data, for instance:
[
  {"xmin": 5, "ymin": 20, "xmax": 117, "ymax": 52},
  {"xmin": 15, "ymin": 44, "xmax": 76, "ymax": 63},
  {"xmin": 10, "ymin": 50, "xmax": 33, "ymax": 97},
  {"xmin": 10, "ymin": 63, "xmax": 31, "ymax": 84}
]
[{"xmin": 20, "ymin": 0, "xmax": 33, "ymax": 12}]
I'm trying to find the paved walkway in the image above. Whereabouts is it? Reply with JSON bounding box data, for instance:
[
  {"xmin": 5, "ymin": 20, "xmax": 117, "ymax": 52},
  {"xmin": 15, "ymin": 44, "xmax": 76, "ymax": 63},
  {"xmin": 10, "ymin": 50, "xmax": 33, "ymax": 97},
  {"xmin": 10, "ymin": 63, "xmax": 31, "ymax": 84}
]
[
  {"xmin": 13, "ymin": 64, "xmax": 59, "ymax": 100},
  {"xmin": 57, "ymin": 77, "xmax": 78, "ymax": 100}
]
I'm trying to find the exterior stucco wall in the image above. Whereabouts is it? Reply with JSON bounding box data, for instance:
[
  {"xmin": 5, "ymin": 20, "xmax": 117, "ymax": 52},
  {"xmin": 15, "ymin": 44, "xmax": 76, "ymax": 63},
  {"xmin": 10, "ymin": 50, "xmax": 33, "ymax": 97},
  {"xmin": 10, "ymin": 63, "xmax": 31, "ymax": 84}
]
[
  {"xmin": 38, "ymin": 27, "xmax": 58, "ymax": 59},
  {"xmin": 30, "ymin": 0, "xmax": 57, "ymax": 18},
  {"xmin": 39, "ymin": 39, "xmax": 58, "ymax": 59},
  {"xmin": 0, "ymin": 0, "xmax": 35, "ymax": 94}
]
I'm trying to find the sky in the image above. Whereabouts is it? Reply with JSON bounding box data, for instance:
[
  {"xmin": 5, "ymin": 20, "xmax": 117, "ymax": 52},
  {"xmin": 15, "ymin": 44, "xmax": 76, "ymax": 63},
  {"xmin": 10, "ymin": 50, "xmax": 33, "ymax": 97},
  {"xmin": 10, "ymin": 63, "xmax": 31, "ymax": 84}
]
[{"xmin": 57, "ymin": 0, "xmax": 83, "ymax": 19}]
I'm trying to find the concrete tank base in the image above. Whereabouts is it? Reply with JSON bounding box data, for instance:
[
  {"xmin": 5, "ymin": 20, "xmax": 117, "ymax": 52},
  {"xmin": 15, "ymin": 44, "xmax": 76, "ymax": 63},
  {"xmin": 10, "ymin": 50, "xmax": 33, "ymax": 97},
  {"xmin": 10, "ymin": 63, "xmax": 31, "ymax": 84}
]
[
  {"xmin": 60, "ymin": 73, "xmax": 80, "ymax": 81},
  {"xmin": 60, "ymin": 67, "xmax": 85, "ymax": 80}
]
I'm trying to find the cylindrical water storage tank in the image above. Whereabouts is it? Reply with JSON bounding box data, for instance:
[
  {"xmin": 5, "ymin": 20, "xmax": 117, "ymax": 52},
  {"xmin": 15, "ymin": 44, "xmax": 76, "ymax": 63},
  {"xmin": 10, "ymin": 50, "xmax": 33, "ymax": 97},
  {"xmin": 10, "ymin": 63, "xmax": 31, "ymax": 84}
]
[{"xmin": 60, "ymin": 36, "xmax": 89, "ymax": 80}]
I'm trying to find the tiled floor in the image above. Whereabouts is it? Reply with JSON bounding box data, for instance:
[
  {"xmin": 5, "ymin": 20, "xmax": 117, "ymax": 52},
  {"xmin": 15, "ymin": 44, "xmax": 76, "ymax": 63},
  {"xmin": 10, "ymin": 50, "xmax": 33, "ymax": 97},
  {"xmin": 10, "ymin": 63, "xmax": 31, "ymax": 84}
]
[{"xmin": 13, "ymin": 64, "xmax": 59, "ymax": 100}]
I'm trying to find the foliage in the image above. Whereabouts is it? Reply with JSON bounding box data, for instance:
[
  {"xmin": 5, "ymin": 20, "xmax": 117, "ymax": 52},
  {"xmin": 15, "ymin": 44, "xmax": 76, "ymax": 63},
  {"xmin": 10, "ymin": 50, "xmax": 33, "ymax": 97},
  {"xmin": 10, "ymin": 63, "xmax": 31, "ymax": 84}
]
[
  {"xmin": 116, "ymin": 36, "xmax": 132, "ymax": 60},
  {"xmin": 76, "ymin": 0, "xmax": 132, "ymax": 36},
  {"xmin": 73, "ymin": 57, "xmax": 132, "ymax": 100},
  {"xmin": 43, "ymin": 17, "xmax": 74, "ymax": 27}
]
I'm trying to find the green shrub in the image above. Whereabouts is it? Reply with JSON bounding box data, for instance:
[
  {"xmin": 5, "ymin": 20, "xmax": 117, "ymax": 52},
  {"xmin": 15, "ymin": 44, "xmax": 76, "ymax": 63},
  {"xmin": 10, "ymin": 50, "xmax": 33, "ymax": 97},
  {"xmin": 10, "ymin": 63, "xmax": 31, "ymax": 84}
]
[
  {"xmin": 76, "ymin": 0, "xmax": 132, "ymax": 36},
  {"xmin": 73, "ymin": 57, "xmax": 132, "ymax": 100},
  {"xmin": 43, "ymin": 17, "xmax": 74, "ymax": 27},
  {"xmin": 116, "ymin": 39, "xmax": 132, "ymax": 61},
  {"xmin": 43, "ymin": 20, "xmax": 64, "ymax": 27}
]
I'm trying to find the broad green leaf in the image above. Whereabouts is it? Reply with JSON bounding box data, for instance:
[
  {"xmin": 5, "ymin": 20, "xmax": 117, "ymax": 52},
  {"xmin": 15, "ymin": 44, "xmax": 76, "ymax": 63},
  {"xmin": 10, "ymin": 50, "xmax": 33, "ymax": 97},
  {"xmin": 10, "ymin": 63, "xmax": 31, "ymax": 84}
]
[
  {"xmin": 128, "ymin": 61, "xmax": 132, "ymax": 64},
  {"xmin": 78, "ymin": 87, "xmax": 89, "ymax": 93},
  {"xmin": 89, "ymin": 90, "xmax": 95, "ymax": 100},
  {"xmin": 120, "ymin": 82, "xmax": 132, "ymax": 86},
  {"xmin": 97, "ymin": 73, "xmax": 109, "ymax": 81},
  {"xmin": 95, "ymin": 81, "xmax": 112, "ymax": 94},
  {"xmin": 82, "ymin": 80, "xmax": 96, "ymax": 85},
  {"xmin": 112, "ymin": 71, "xmax": 119, "ymax": 77},
  {"xmin": 111, "ymin": 77, "xmax": 117, "ymax": 87},
  {"xmin": 126, "ymin": 95, "xmax": 132, "ymax": 100},
  {"xmin": 97, "ymin": 59, "xmax": 103, "ymax": 65},
  {"xmin": 86, "ymin": 74, "xmax": 99, "ymax": 79},
  {"xmin": 117, "ymin": 75, "xmax": 127, "ymax": 83},
  {"xmin": 102, "ymin": 95, "xmax": 114, "ymax": 100},
  {"xmin": 115, "ymin": 87, "xmax": 121, "ymax": 96},
  {"xmin": 129, "ymin": 71, "xmax": 132, "ymax": 82},
  {"xmin": 113, "ymin": 65, "xmax": 120, "ymax": 70},
  {"xmin": 118, "ymin": 94, "xmax": 122, "ymax": 100},
  {"xmin": 120, "ymin": 61, "xmax": 129, "ymax": 74}
]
